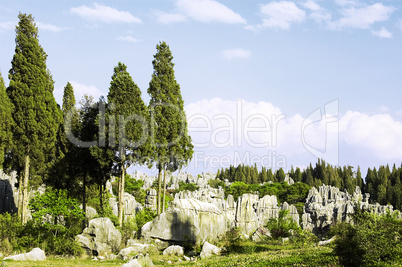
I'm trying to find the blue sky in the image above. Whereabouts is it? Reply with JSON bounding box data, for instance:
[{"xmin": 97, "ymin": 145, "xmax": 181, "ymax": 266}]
[{"xmin": 1, "ymin": 0, "xmax": 402, "ymax": 176}]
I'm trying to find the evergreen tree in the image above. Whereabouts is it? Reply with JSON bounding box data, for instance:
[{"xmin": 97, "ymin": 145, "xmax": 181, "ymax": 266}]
[
  {"xmin": 0, "ymin": 72, "xmax": 13, "ymax": 169},
  {"xmin": 7, "ymin": 13, "xmax": 61, "ymax": 223},
  {"xmin": 148, "ymin": 42, "xmax": 193, "ymax": 215},
  {"xmin": 108, "ymin": 62, "xmax": 151, "ymax": 224}
]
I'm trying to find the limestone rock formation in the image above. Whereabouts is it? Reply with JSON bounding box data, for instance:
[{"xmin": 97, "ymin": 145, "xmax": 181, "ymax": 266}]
[
  {"xmin": 76, "ymin": 217, "xmax": 122, "ymax": 256},
  {"xmin": 109, "ymin": 193, "xmax": 142, "ymax": 219},
  {"xmin": 163, "ymin": 245, "xmax": 184, "ymax": 256},
  {"xmin": 144, "ymin": 189, "xmax": 157, "ymax": 210},
  {"xmin": 200, "ymin": 242, "xmax": 221, "ymax": 259},
  {"xmin": 4, "ymin": 247, "xmax": 46, "ymax": 261},
  {"xmin": 0, "ymin": 170, "xmax": 18, "ymax": 214},
  {"xmin": 302, "ymin": 185, "xmax": 396, "ymax": 235},
  {"xmin": 141, "ymin": 199, "xmax": 226, "ymax": 246}
]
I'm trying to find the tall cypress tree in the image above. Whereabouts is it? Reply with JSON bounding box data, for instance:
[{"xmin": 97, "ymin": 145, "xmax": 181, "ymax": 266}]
[
  {"xmin": 148, "ymin": 41, "xmax": 193, "ymax": 214},
  {"xmin": 0, "ymin": 72, "xmax": 13, "ymax": 169},
  {"xmin": 108, "ymin": 62, "xmax": 151, "ymax": 225},
  {"xmin": 7, "ymin": 13, "xmax": 61, "ymax": 223}
]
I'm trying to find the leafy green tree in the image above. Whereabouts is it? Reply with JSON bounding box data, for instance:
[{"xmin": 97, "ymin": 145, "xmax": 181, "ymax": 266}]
[
  {"xmin": 148, "ymin": 41, "xmax": 193, "ymax": 214},
  {"xmin": 0, "ymin": 72, "xmax": 13, "ymax": 169},
  {"xmin": 266, "ymin": 209, "xmax": 301, "ymax": 238},
  {"xmin": 7, "ymin": 13, "xmax": 62, "ymax": 223},
  {"xmin": 108, "ymin": 62, "xmax": 151, "ymax": 225}
]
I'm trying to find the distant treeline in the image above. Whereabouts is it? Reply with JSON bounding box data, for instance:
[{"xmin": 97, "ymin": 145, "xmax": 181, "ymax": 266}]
[{"xmin": 216, "ymin": 159, "xmax": 402, "ymax": 210}]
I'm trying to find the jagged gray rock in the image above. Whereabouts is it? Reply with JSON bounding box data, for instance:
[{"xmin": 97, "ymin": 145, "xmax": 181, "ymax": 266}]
[
  {"xmin": 109, "ymin": 193, "xmax": 142, "ymax": 219},
  {"xmin": 163, "ymin": 245, "xmax": 184, "ymax": 256},
  {"xmin": 302, "ymin": 185, "xmax": 397, "ymax": 235},
  {"xmin": 0, "ymin": 170, "xmax": 18, "ymax": 214},
  {"xmin": 200, "ymin": 241, "xmax": 221, "ymax": 259},
  {"xmin": 144, "ymin": 189, "xmax": 157, "ymax": 210},
  {"xmin": 76, "ymin": 217, "xmax": 122, "ymax": 256},
  {"xmin": 141, "ymin": 199, "xmax": 226, "ymax": 246}
]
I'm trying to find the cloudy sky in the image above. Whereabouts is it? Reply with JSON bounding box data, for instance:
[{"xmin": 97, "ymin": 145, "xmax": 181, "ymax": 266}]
[{"xmin": 1, "ymin": 0, "xmax": 402, "ymax": 176}]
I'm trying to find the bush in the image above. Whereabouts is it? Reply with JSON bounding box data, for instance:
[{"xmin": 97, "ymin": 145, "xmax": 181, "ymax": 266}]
[
  {"xmin": 266, "ymin": 209, "xmax": 301, "ymax": 239},
  {"xmin": 135, "ymin": 208, "xmax": 157, "ymax": 236},
  {"xmin": 208, "ymin": 179, "xmax": 226, "ymax": 189},
  {"xmin": 174, "ymin": 181, "xmax": 199, "ymax": 193},
  {"xmin": 0, "ymin": 213, "xmax": 20, "ymax": 254},
  {"xmin": 331, "ymin": 209, "xmax": 402, "ymax": 266},
  {"xmin": 120, "ymin": 217, "xmax": 138, "ymax": 247}
]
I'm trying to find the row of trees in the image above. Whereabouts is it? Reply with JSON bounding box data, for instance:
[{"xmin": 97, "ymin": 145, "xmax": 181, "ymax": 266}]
[
  {"xmin": 216, "ymin": 159, "xmax": 402, "ymax": 210},
  {"xmin": 0, "ymin": 13, "xmax": 193, "ymax": 225}
]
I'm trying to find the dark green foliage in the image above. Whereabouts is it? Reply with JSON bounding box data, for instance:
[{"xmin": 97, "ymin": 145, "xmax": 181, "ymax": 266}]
[
  {"xmin": 174, "ymin": 181, "xmax": 199, "ymax": 193},
  {"xmin": 148, "ymin": 41, "xmax": 194, "ymax": 214},
  {"xmin": 332, "ymin": 208, "xmax": 402, "ymax": 266},
  {"xmin": 0, "ymin": 72, "xmax": 13, "ymax": 169},
  {"xmin": 108, "ymin": 62, "xmax": 151, "ymax": 225},
  {"xmin": 7, "ymin": 13, "xmax": 62, "ymax": 187},
  {"xmin": 0, "ymin": 213, "xmax": 21, "ymax": 255},
  {"xmin": 266, "ymin": 209, "xmax": 301, "ymax": 239},
  {"xmin": 208, "ymin": 178, "xmax": 226, "ymax": 189},
  {"xmin": 112, "ymin": 174, "xmax": 147, "ymax": 205}
]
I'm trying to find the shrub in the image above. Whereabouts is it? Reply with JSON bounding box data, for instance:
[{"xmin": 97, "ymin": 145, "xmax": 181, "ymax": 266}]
[
  {"xmin": 208, "ymin": 178, "xmax": 226, "ymax": 189},
  {"xmin": 331, "ymin": 209, "xmax": 402, "ymax": 266},
  {"xmin": 266, "ymin": 209, "xmax": 301, "ymax": 239},
  {"xmin": 135, "ymin": 208, "xmax": 157, "ymax": 236},
  {"xmin": 174, "ymin": 181, "xmax": 199, "ymax": 193}
]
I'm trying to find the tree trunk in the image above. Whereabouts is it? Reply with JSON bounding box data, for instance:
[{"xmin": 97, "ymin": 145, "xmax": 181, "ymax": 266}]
[
  {"xmin": 21, "ymin": 154, "xmax": 30, "ymax": 224},
  {"xmin": 157, "ymin": 167, "xmax": 162, "ymax": 215},
  {"xmin": 118, "ymin": 164, "xmax": 125, "ymax": 226},
  {"xmin": 99, "ymin": 183, "xmax": 103, "ymax": 211},
  {"xmin": 162, "ymin": 168, "xmax": 167, "ymax": 213},
  {"xmin": 17, "ymin": 174, "xmax": 23, "ymax": 222},
  {"xmin": 82, "ymin": 173, "xmax": 87, "ymax": 230}
]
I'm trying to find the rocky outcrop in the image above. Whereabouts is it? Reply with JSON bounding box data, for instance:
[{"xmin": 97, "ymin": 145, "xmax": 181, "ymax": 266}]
[
  {"xmin": 76, "ymin": 217, "xmax": 122, "ymax": 256},
  {"xmin": 302, "ymin": 185, "xmax": 396, "ymax": 235},
  {"xmin": 144, "ymin": 189, "xmax": 157, "ymax": 210},
  {"xmin": 163, "ymin": 245, "xmax": 184, "ymax": 256},
  {"xmin": 109, "ymin": 193, "xmax": 142, "ymax": 219},
  {"xmin": 200, "ymin": 242, "xmax": 221, "ymax": 259},
  {"xmin": 0, "ymin": 170, "xmax": 18, "ymax": 214},
  {"xmin": 141, "ymin": 199, "xmax": 226, "ymax": 246},
  {"xmin": 4, "ymin": 247, "xmax": 46, "ymax": 261}
]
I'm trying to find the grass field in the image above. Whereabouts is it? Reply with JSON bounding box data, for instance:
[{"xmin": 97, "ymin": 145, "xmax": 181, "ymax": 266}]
[{"xmin": 1, "ymin": 242, "xmax": 340, "ymax": 267}]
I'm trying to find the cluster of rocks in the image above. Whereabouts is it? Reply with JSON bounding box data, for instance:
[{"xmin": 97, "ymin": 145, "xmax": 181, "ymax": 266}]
[
  {"xmin": 302, "ymin": 184, "xmax": 397, "ymax": 235},
  {"xmin": 141, "ymin": 185, "xmax": 299, "ymax": 245}
]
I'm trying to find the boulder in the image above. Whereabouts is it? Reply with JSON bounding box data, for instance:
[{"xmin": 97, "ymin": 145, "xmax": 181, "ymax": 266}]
[
  {"xmin": 4, "ymin": 247, "xmax": 46, "ymax": 261},
  {"xmin": 163, "ymin": 245, "xmax": 184, "ymax": 256},
  {"xmin": 142, "ymin": 199, "xmax": 226, "ymax": 246},
  {"xmin": 76, "ymin": 217, "xmax": 122, "ymax": 256},
  {"xmin": 121, "ymin": 258, "xmax": 142, "ymax": 267},
  {"xmin": 118, "ymin": 243, "xmax": 157, "ymax": 259},
  {"xmin": 200, "ymin": 242, "xmax": 220, "ymax": 259}
]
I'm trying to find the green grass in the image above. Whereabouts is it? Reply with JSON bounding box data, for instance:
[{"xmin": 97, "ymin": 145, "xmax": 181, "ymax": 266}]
[{"xmin": 1, "ymin": 242, "xmax": 339, "ymax": 267}]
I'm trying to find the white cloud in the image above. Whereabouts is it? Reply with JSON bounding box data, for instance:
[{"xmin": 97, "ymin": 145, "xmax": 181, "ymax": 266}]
[
  {"xmin": 302, "ymin": 1, "xmax": 331, "ymax": 23},
  {"xmin": 340, "ymin": 112, "xmax": 402, "ymax": 160},
  {"xmin": 175, "ymin": 0, "xmax": 246, "ymax": 24},
  {"xmin": 70, "ymin": 3, "xmax": 142, "ymax": 24},
  {"xmin": 334, "ymin": 0, "xmax": 360, "ymax": 7},
  {"xmin": 69, "ymin": 81, "xmax": 104, "ymax": 103},
  {"xmin": 330, "ymin": 3, "xmax": 394, "ymax": 30},
  {"xmin": 155, "ymin": 11, "xmax": 187, "ymax": 24},
  {"xmin": 116, "ymin": 36, "xmax": 142, "ymax": 43},
  {"xmin": 36, "ymin": 22, "xmax": 66, "ymax": 33},
  {"xmin": 259, "ymin": 1, "xmax": 306, "ymax": 30},
  {"xmin": 184, "ymin": 98, "xmax": 402, "ymax": 172},
  {"xmin": 0, "ymin": 21, "xmax": 15, "ymax": 31},
  {"xmin": 222, "ymin": 49, "xmax": 251, "ymax": 60},
  {"xmin": 371, "ymin": 27, "xmax": 392, "ymax": 38}
]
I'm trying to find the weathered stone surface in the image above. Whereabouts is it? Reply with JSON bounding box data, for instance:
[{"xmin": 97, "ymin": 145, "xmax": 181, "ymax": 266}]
[
  {"xmin": 121, "ymin": 258, "xmax": 142, "ymax": 267},
  {"xmin": 4, "ymin": 248, "xmax": 46, "ymax": 261},
  {"xmin": 141, "ymin": 199, "xmax": 226, "ymax": 246},
  {"xmin": 109, "ymin": 193, "xmax": 142, "ymax": 219},
  {"xmin": 200, "ymin": 242, "xmax": 220, "ymax": 259},
  {"xmin": 302, "ymin": 185, "xmax": 397, "ymax": 235},
  {"xmin": 235, "ymin": 194, "xmax": 259, "ymax": 234},
  {"xmin": 144, "ymin": 189, "xmax": 157, "ymax": 211},
  {"xmin": 118, "ymin": 243, "xmax": 156, "ymax": 259},
  {"xmin": 163, "ymin": 245, "xmax": 184, "ymax": 256},
  {"xmin": 251, "ymin": 226, "xmax": 271, "ymax": 242},
  {"xmin": 76, "ymin": 217, "xmax": 122, "ymax": 256},
  {"xmin": 0, "ymin": 170, "xmax": 18, "ymax": 214}
]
